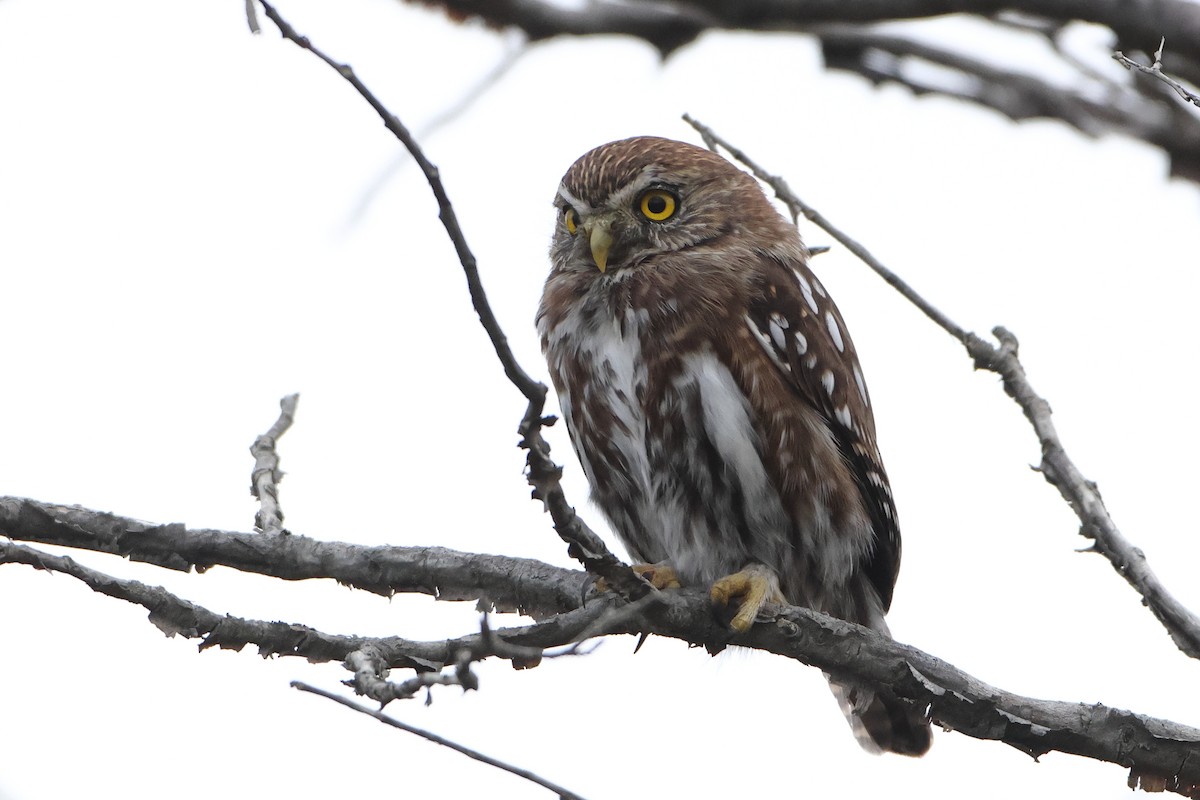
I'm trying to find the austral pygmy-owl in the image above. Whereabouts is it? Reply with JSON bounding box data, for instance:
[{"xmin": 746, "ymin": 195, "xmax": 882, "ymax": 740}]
[{"xmin": 537, "ymin": 136, "xmax": 931, "ymax": 756}]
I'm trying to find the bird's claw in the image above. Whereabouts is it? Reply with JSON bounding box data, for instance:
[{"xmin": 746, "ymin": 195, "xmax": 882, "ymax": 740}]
[
  {"xmin": 710, "ymin": 564, "xmax": 784, "ymax": 632},
  {"xmin": 594, "ymin": 562, "xmax": 681, "ymax": 593}
]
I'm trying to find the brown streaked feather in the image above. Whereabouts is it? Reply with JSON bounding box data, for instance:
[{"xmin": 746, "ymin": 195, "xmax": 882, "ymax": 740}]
[{"xmin": 744, "ymin": 256, "xmax": 901, "ymax": 610}]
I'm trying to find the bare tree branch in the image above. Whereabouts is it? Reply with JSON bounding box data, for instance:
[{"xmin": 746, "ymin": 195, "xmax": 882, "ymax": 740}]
[
  {"xmin": 679, "ymin": 596, "xmax": 1200, "ymax": 797},
  {"xmin": 415, "ymin": 0, "xmax": 716, "ymax": 56},
  {"xmin": 343, "ymin": 615, "xmax": 595, "ymax": 704},
  {"xmin": 0, "ymin": 539, "xmax": 370, "ymax": 661},
  {"xmin": 417, "ymin": 0, "xmax": 1200, "ymax": 63},
  {"xmin": 410, "ymin": 0, "xmax": 1200, "ymax": 182},
  {"xmin": 292, "ymin": 681, "xmax": 590, "ymax": 800},
  {"xmin": 8, "ymin": 530, "xmax": 1200, "ymax": 791},
  {"xmin": 250, "ymin": 392, "xmax": 299, "ymax": 535},
  {"xmin": 0, "ymin": 537, "xmax": 610, "ymax": 670},
  {"xmin": 821, "ymin": 31, "xmax": 1196, "ymax": 131},
  {"xmin": 0, "ymin": 495, "xmax": 585, "ymax": 617},
  {"xmin": 817, "ymin": 29, "xmax": 1200, "ymax": 181},
  {"xmin": 244, "ymin": 0, "xmax": 260, "ymax": 33},
  {"xmin": 1116, "ymin": 38, "xmax": 1200, "ymax": 108},
  {"xmin": 685, "ymin": 113, "xmax": 968, "ymax": 342},
  {"xmin": 685, "ymin": 114, "xmax": 1200, "ymax": 663}
]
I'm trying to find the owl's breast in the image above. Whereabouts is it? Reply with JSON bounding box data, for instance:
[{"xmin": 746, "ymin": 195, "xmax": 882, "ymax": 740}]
[
  {"xmin": 539, "ymin": 292, "xmax": 798, "ymax": 581},
  {"xmin": 540, "ymin": 300, "xmax": 665, "ymax": 558}
]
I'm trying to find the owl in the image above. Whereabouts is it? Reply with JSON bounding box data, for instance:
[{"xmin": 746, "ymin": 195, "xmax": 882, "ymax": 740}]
[{"xmin": 536, "ymin": 136, "xmax": 930, "ymax": 756}]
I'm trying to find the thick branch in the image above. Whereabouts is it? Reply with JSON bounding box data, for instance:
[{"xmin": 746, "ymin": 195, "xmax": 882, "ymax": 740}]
[
  {"xmin": 640, "ymin": 593, "xmax": 1200, "ymax": 797},
  {"xmin": 686, "ymin": 116, "xmax": 1200, "ymax": 662},
  {"xmin": 414, "ymin": 0, "xmax": 1200, "ymax": 182},
  {"xmin": 7, "ymin": 533, "xmax": 1200, "ymax": 792},
  {"xmin": 417, "ymin": 0, "xmax": 1200, "ymax": 57},
  {"xmin": 0, "ymin": 496, "xmax": 583, "ymax": 618},
  {"xmin": 818, "ymin": 30, "xmax": 1200, "ymax": 182},
  {"xmin": 416, "ymin": 0, "xmax": 1200, "ymax": 62},
  {"xmin": 418, "ymin": 0, "xmax": 714, "ymax": 56}
]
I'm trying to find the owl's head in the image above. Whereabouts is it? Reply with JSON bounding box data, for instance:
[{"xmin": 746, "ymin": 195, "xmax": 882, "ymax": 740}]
[{"xmin": 549, "ymin": 136, "xmax": 794, "ymax": 276}]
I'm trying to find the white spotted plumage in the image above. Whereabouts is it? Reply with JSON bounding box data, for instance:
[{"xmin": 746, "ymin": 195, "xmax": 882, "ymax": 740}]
[{"xmin": 825, "ymin": 311, "xmax": 845, "ymax": 353}]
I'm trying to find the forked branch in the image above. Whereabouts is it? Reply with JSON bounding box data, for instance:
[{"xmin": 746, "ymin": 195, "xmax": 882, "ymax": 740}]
[
  {"xmin": 4, "ymin": 532, "xmax": 1200, "ymax": 791},
  {"xmin": 1115, "ymin": 39, "xmax": 1200, "ymax": 109}
]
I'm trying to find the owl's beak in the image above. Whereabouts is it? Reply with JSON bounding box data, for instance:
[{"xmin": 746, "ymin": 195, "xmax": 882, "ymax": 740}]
[{"xmin": 583, "ymin": 219, "xmax": 612, "ymax": 273}]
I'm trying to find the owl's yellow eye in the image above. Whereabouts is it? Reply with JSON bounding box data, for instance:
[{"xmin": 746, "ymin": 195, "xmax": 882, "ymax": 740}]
[
  {"xmin": 638, "ymin": 189, "xmax": 677, "ymax": 222},
  {"xmin": 564, "ymin": 207, "xmax": 579, "ymax": 235}
]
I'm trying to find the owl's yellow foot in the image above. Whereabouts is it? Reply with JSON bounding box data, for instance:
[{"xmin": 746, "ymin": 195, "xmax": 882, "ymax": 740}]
[
  {"xmin": 595, "ymin": 562, "xmax": 681, "ymax": 593},
  {"xmin": 710, "ymin": 564, "xmax": 785, "ymax": 632},
  {"xmin": 633, "ymin": 563, "xmax": 681, "ymax": 590}
]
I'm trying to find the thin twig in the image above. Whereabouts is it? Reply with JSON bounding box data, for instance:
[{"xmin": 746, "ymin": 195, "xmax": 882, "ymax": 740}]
[
  {"xmin": 684, "ymin": 115, "xmax": 1200, "ymax": 662},
  {"xmin": 1115, "ymin": 39, "xmax": 1200, "ymax": 108},
  {"xmin": 685, "ymin": 114, "xmax": 969, "ymax": 342},
  {"xmin": 342, "ymin": 613, "xmax": 600, "ymax": 704},
  {"xmin": 292, "ymin": 681, "xmax": 589, "ymax": 800},
  {"xmin": 250, "ymin": 393, "xmax": 299, "ymax": 535},
  {"xmin": 345, "ymin": 647, "xmax": 478, "ymax": 705},
  {"xmin": 255, "ymin": 0, "xmax": 647, "ymax": 598},
  {"xmin": 0, "ymin": 538, "xmax": 374, "ymax": 660},
  {"xmin": 255, "ymin": 3, "xmax": 540, "ymax": 402},
  {"xmin": 244, "ymin": 0, "xmax": 260, "ymax": 33}
]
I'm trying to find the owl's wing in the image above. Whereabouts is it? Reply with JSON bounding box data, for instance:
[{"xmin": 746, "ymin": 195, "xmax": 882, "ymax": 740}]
[{"xmin": 745, "ymin": 255, "xmax": 900, "ymax": 610}]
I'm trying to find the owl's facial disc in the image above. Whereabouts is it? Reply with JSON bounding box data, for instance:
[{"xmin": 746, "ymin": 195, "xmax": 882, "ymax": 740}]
[{"xmin": 557, "ymin": 173, "xmax": 684, "ymax": 274}]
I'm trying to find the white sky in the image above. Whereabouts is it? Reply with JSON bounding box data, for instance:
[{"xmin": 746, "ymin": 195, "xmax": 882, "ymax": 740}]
[{"xmin": 2, "ymin": 1, "xmax": 1198, "ymax": 798}]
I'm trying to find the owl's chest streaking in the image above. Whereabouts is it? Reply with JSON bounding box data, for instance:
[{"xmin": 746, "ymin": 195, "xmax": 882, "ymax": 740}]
[{"xmin": 538, "ymin": 273, "xmax": 872, "ymax": 605}]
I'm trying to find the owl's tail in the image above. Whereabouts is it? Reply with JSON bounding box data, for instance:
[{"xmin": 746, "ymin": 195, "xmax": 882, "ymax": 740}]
[
  {"xmin": 822, "ymin": 583, "xmax": 932, "ymax": 755},
  {"xmin": 829, "ymin": 679, "xmax": 932, "ymax": 756}
]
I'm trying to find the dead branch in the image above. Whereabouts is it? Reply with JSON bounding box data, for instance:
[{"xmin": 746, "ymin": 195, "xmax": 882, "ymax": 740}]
[
  {"xmin": 409, "ymin": 0, "xmax": 1200, "ymax": 181},
  {"xmin": 0, "ymin": 495, "xmax": 584, "ymax": 617},
  {"xmin": 6, "ymin": 531, "xmax": 1200, "ymax": 791},
  {"xmin": 250, "ymin": 392, "xmax": 299, "ymax": 535},
  {"xmin": 1116, "ymin": 38, "xmax": 1200, "ymax": 108},
  {"xmin": 0, "ymin": 537, "xmax": 609, "ymax": 670},
  {"xmin": 414, "ymin": 0, "xmax": 1200, "ymax": 60}
]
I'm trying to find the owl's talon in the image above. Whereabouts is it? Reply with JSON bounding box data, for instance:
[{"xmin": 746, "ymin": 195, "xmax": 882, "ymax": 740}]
[
  {"xmin": 710, "ymin": 564, "xmax": 784, "ymax": 632},
  {"xmin": 635, "ymin": 563, "xmax": 681, "ymax": 590},
  {"xmin": 594, "ymin": 562, "xmax": 681, "ymax": 593}
]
